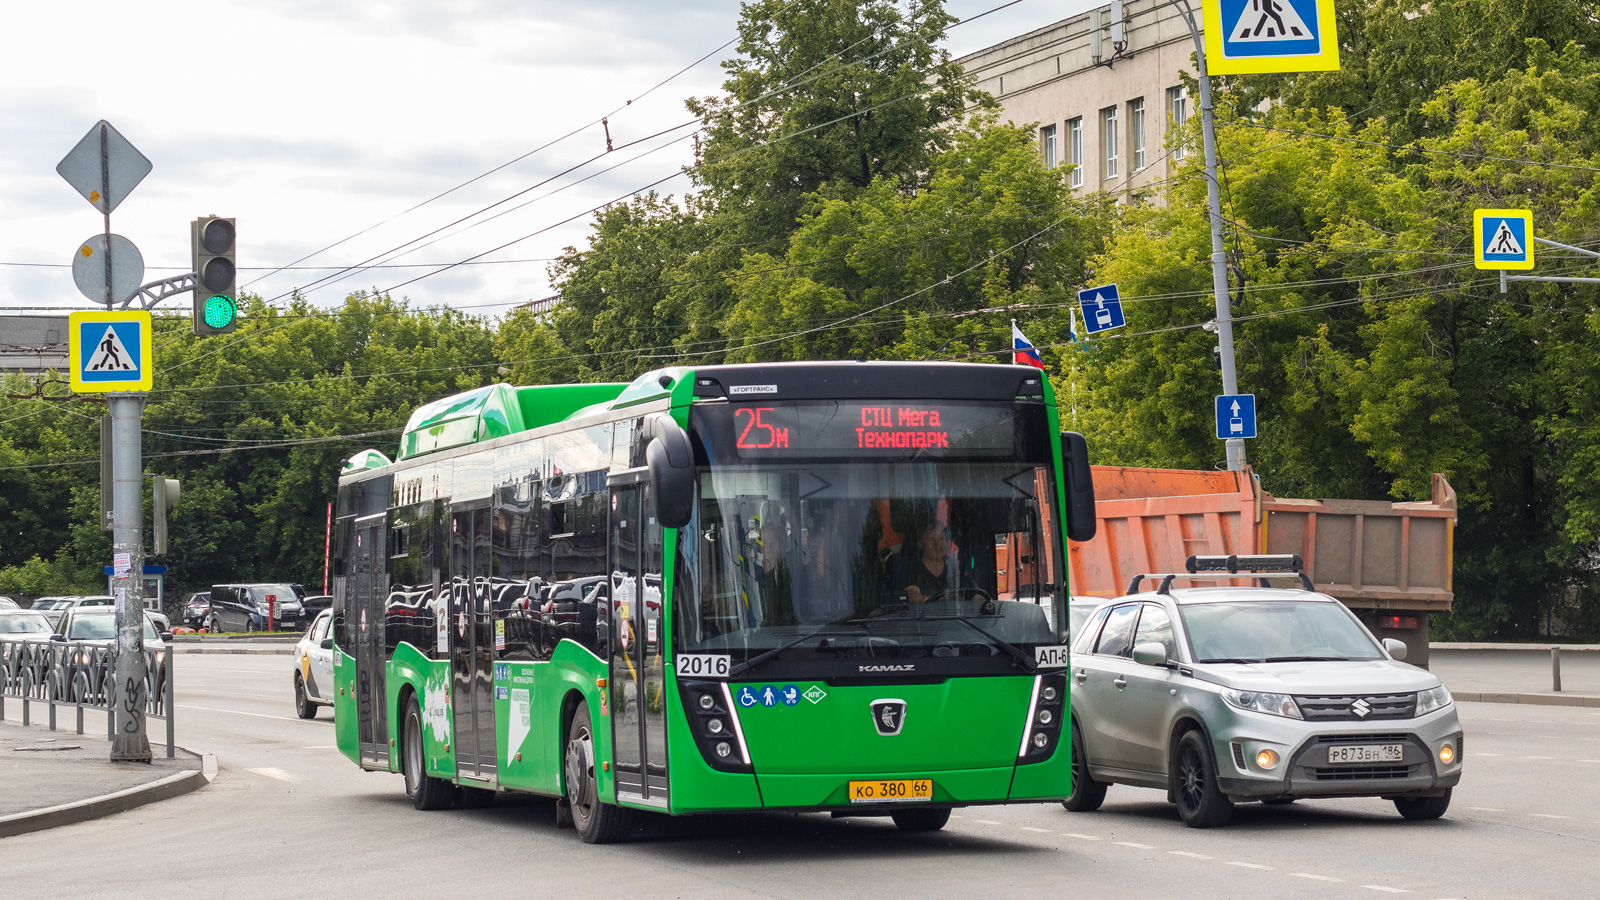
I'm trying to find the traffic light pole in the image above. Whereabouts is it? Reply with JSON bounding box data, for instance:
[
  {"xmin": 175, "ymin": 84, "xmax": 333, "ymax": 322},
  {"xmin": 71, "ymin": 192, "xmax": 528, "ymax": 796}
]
[
  {"xmin": 1170, "ymin": 0, "xmax": 1247, "ymax": 471},
  {"xmin": 109, "ymin": 392, "xmax": 151, "ymax": 762}
]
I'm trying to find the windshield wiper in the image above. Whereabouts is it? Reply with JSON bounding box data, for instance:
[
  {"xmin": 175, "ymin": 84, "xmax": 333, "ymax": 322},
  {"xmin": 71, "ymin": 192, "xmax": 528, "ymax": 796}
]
[
  {"xmin": 1261, "ymin": 656, "xmax": 1351, "ymax": 662},
  {"xmin": 918, "ymin": 614, "xmax": 1037, "ymax": 674},
  {"xmin": 728, "ymin": 626, "xmax": 859, "ymax": 677},
  {"xmin": 1198, "ymin": 657, "xmax": 1263, "ymax": 664}
]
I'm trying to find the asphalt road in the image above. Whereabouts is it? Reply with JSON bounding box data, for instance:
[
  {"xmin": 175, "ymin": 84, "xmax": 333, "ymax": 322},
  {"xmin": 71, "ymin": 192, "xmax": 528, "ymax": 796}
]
[{"xmin": 4, "ymin": 657, "xmax": 1598, "ymax": 899}]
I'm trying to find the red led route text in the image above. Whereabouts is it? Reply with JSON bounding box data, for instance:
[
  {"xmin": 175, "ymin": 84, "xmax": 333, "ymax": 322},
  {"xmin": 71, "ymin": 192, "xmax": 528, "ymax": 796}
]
[
  {"xmin": 734, "ymin": 407, "xmax": 789, "ymax": 449},
  {"xmin": 856, "ymin": 406, "xmax": 949, "ymax": 449}
]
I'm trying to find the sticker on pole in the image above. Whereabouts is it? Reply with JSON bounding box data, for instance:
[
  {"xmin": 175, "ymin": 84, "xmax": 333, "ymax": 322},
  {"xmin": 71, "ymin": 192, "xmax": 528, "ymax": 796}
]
[
  {"xmin": 1473, "ymin": 209, "xmax": 1534, "ymax": 270},
  {"xmin": 68, "ymin": 310, "xmax": 152, "ymax": 393},
  {"xmin": 1203, "ymin": 0, "xmax": 1340, "ymax": 75}
]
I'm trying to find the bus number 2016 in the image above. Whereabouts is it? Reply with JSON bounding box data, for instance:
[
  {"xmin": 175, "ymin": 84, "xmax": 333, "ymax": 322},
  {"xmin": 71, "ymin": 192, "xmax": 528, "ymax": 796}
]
[{"xmin": 735, "ymin": 407, "xmax": 789, "ymax": 449}]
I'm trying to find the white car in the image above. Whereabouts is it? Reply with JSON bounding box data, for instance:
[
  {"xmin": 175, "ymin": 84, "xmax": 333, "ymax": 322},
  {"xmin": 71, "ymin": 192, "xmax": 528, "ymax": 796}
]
[{"xmin": 293, "ymin": 609, "xmax": 336, "ymax": 719}]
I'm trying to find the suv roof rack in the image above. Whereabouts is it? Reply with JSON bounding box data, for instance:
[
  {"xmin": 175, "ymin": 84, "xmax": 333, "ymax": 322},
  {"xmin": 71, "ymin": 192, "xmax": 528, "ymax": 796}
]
[{"xmin": 1127, "ymin": 554, "xmax": 1314, "ymax": 595}]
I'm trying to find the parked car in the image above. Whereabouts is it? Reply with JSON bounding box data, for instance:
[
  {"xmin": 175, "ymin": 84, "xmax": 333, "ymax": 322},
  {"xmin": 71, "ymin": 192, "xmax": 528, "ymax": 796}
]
[
  {"xmin": 0, "ymin": 609, "xmax": 55, "ymax": 641},
  {"xmin": 300, "ymin": 594, "xmax": 333, "ymax": 616},
  {"xmin": 208, "ymin": 583, "xmax": 306, "ymax": 633},
  {"xmin": 182, "ymin": 592, "xmax": 212, "ymax": 629},
  {"xmin": 51, "ymin": 607, "xmax": 171, "ymax": 703},
  {"xmin": 293, "ymin": 610, "xmax": 335, "ymax": 719},
  {"xmin": 0, "ymin": 596, "xmax": 19, "ymax": 610},
  {"xmin": 1065, "ymin": 555, "xmax": 1463, "ymax": 828},
  {"xmin": 29, "ymin": 596, "xmax": 114, "ymax": 630}
]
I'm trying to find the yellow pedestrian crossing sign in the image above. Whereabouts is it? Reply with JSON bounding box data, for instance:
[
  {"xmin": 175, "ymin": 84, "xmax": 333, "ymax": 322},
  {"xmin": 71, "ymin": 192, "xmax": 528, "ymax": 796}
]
[
  {"xmin": 1474, "ymin": 209, "xmax": 1534, "ymax": 270},
  {"xmin": 1203, "ymin": 0, "xmax": 1341, "ymax": 75},
  {"xmin": 68, "ymin": 310, "xmax": 153, "ymax": 393}
]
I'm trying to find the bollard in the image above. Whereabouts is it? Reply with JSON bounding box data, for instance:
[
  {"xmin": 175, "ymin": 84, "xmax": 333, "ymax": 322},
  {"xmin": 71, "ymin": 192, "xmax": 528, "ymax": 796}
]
[{"xmin": 1552, "ymin": 646, "xmax": 1562, "ymax": 692}]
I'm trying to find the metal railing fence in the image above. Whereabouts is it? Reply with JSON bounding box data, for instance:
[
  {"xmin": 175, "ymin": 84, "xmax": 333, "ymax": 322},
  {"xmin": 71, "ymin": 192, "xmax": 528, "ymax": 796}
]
[{"xmin": 0, "ymin": 638, "xmax": 175, "ymax": 758}]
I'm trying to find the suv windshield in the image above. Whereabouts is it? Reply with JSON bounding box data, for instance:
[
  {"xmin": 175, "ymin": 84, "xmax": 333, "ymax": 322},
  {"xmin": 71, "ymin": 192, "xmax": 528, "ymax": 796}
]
[
  {"xmin": 677, "ymin": 400, "xmax": 1065, "ymax": 676},
  {"xmin": 1180, "ymin": 600, "xmax": 1383, "ymax": 663},
  {"xmin": 0, "ymin": 613, "xmax": 51, "ymax": 634},
  {"xmin": 66, "ymin": 613, "xmax": 160, "ymax": 642}
]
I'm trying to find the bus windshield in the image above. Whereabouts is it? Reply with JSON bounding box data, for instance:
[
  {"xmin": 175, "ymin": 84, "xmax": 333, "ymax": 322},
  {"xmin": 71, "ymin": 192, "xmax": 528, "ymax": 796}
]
[{"xmin": 678, "ymin": 400, "xmax": 1066, "ymax": 676}]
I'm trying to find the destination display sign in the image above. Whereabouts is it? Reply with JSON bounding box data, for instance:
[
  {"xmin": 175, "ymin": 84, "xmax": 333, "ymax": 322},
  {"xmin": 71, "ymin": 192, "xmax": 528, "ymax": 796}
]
[{"xmin": 718, "ymin": 401, "xmax": 1022, "ymax": 458}]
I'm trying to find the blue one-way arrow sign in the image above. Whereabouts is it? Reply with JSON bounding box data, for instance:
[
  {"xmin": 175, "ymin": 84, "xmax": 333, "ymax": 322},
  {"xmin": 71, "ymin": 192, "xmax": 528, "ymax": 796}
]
[
  {"xmin": 1077, "ymin": 283, "xmax": 1126, "ymax": 334},
  {"xmin": 1215, "ymin": 394, "xmax": 1257, "ymax": 440}
]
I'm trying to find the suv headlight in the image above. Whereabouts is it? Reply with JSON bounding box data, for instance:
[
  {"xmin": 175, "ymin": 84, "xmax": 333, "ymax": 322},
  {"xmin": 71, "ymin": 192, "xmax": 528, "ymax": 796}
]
[
  {"xmin": 1220, "ymin": 689, "xmax": 1303, "ymax": 719},
  {"xmin": 1415, "ymin": 684, "xmax": 1452, "ymax": 716}
]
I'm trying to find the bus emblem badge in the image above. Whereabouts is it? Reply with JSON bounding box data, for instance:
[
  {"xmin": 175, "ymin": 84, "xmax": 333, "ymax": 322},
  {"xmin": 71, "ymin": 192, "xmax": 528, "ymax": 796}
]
[
  {"xmin": 803, "ymin": 686, "xmax": 827, "ymax": 704},
  {"xmin": 870, "ymin": 699, "xmax": 907, "ymax": 736}
]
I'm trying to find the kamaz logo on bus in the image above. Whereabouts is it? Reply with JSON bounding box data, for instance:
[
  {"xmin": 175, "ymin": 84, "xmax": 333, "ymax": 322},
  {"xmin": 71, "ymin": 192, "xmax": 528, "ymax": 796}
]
[{"xmin": 858, "ymin": 664, "xmax": 916, "ymax": 673}]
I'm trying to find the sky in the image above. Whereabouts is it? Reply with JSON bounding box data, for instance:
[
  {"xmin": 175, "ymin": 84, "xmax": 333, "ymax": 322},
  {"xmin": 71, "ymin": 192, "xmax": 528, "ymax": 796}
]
[{"xmin": 0, "ymin": 0, "xmax": 1099, "ymax": 324}]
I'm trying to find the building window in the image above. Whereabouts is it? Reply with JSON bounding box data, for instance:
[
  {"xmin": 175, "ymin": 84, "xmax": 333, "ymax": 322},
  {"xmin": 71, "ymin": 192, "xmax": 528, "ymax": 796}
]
[
  {"xmin": 1068, "ymin": 117, "xmax": 1083, "ymax": 188},
  {"xmin": 1101, "ymin": 106, "xmax": 1119, "ymax": 179},
  {"xmin": 1168, "ymin": 86, "xmax": 1190, "ymax": 160},
  {"xmin": 1041, "ymin": 124, "xmax": 1058, "ymax": 169},
  {"xmin": 1129, "ymin": 97, "xmax": 1146, "ymax": 171}
]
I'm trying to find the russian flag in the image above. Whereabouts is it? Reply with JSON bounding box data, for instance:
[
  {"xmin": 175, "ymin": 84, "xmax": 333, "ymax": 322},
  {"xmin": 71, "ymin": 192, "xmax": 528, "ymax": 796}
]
[{"xmin": 1012, "ymin": 320, "xmax": 1045, "ymax": 370}]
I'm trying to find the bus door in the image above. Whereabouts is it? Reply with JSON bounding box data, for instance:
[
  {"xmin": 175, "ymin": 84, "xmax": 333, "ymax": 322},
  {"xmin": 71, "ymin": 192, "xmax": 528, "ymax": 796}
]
[
  {"xmin": 608, "ymin": 474, "xmax": 669, "ymax": 806},
  {"xmin": 352, "ymin": 512, "xmax": 389, "ymax": 768},
  {"xmin": 449, "ymin": 505, "xmax": 497, "ymax": 782}
]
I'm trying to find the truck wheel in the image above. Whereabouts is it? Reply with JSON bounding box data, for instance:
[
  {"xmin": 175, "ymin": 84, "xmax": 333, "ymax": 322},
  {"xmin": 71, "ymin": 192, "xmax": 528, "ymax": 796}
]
[
  {"xmin": 1394, "ymin": 789, "xmax": 1451, "ymax": 820},
  {"xmin": 1063, "ymin": 722, "xmax": 1108, "ymax": 812},
  {"xmin": 1174, "ymin": 730, "xmax": 1233, "ymax": 828},
  {"xmin": 403, "ymin": 695, "xmax": 455, "ymax": 810},
  {"xmin": 565, "ymin": 703, "xmax": 633, "ymax": 843}
]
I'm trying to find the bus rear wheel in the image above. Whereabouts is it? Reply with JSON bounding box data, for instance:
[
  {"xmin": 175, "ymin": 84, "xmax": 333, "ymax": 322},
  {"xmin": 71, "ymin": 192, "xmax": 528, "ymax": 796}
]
[
  {"xmin": 565, "ymin": 703, "xmax": 633, "ymax": 844},
  {"xmin": 891, "ymin": 808, "xmax": 951, "ymax": 832},
  {"xmin": 404, "ymin": 695, "xmax": 455, "ymax": 810}
]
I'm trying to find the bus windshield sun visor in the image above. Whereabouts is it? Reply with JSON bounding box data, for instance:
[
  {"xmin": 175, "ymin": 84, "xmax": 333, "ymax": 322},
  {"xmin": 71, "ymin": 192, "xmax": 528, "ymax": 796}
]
[{"xmin": 644, "ymin": 413, "xmax": 695, "ymax": 528}]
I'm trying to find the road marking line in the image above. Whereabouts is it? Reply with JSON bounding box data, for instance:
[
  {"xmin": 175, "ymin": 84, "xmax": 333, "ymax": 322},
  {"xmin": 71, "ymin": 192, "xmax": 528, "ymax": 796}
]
[
  {"xmin": 1227, "ymin": 862, "xmax": 1272, "ymax": 870},
  {"xmin": 177, "ymin": 703, "xmax": 305, "ymax": 723},
  {"xmin": 1169, "ymin": 851, "xmax": 1212, "ymax": 859},
  {"xmin": 1529, "ymin": 813, "xmax": 1570, "ymax": 819},
  {"xmin": 1468, "ymin": 806, "xmax": 1503, "ymax": 812},
  {"xmin": 1020, "ymin": 826, "xmax": 1053, "ymax": 833},
  {"xmin": 1470, "ymin": 752, "xmax": 1502, "ymax": 757},
  {"xmin": 974, "ymin": 819, "xmax": 1003, "ymax": 825},
  {"xmin": 247, "ymin": 767, "xmax": 297, "ymax": 782},
  {"xmin": 296, "ymin": 745, "xmax": 337, "ymax": 750},
  {"xmin": 1360, "ymin": 886, "xmax": 1410, "ymax": 894},
  {"xmin": 1113, "ymin": 841, "xmax": 1155, "ymax": 849},
  {"xmin": 1292, "ymin": 874, "xmax": 1342, "ymax": 882},
  {"xmin": 1523, "ymin": 756, "xmax": 1555, "ymax": 760},
  {"xmin": 1061, "ymin": 833, "xmax": 1102, "ymax": 840}
]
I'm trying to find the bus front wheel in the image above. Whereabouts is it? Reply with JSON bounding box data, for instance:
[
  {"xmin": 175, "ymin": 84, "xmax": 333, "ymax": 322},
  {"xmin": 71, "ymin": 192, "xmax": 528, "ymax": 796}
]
[
  {"xmin": 404, "ymin": 695, "xmax": 455, "ymax": 810},
  {"xmin": 565, "ymin": 703, "xmax": 634, "ymax": 844},
  {"xmin": 891, "ymin": 808, "xmax": 951, "ymax": 832}
]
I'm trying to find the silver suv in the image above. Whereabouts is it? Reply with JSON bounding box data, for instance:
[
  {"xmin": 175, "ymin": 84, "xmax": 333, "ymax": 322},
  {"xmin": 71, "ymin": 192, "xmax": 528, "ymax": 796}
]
[{"xmin": 1065, "ymin": 555, "xmax": 1463, "ymax": 827}]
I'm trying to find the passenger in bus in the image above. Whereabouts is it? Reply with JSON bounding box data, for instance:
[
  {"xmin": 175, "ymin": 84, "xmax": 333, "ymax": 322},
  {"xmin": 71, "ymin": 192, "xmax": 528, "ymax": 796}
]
[{"xmin": 894, "ymin": 521, "xmax": 960, "ymax": 604}]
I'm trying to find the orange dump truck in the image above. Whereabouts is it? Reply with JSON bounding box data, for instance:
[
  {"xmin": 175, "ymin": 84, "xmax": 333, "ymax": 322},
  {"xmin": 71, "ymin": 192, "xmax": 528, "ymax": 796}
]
[{"xmin": 1067, "ymin": 466, "xmax": 1456, "ymax": 668}]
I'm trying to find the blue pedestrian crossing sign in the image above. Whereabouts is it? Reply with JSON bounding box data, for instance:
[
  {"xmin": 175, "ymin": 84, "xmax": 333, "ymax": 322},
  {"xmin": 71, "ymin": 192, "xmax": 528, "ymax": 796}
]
[
  {"xmin": 1215, "ymin": 394, "xmax": 1257, "ymax": 440},
  {"xmin": 1473, "ymin": 209, "xmax": 1534, "ymax": 270},
  {"xmin": 69, "ymin": 310, "xmax": 152, "ymax": 393},
  {"xmin": 1204, "ymin": 0, "xmax": 1341, "ymax": 75},
  {"xmin": 1077, "ymin": 283, "xmax": 1126, "ymax": 335}
]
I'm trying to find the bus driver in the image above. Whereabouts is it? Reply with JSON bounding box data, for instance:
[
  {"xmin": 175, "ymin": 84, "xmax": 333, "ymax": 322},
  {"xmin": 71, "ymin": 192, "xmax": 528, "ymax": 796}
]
[{"xmin": 894, "ymin": 521, "xmax": 959, "ymax": 605}]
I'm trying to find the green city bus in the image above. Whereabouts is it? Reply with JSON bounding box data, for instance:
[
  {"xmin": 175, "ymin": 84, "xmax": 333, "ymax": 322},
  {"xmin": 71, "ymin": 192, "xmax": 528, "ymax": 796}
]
[{"xmin": 331, "ymin": 361, "xmax": 1096, "ymax": 842}]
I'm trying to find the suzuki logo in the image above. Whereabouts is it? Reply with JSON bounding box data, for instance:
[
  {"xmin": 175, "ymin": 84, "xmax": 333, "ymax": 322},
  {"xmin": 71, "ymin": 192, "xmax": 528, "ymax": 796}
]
[
  {"xmin": 1351, "ymin": 698, "xmax": 1372, "ymax": 718},
  {"xmin": 870, "ymin": 699, "xmax": 907, "ymax": 736}
]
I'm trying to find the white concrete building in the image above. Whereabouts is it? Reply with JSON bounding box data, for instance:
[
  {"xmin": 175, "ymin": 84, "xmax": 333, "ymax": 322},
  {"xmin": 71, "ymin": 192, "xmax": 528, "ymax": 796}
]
[{"xmin": 957, "ymin": 0, "xmax": 1201, "ymax": 199}]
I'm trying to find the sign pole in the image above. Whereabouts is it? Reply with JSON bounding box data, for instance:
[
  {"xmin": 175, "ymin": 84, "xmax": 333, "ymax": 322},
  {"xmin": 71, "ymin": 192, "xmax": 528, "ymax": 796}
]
[
  {"xmin": 324, "ymin": 502, "xmax": 333, "ymax": 595},
  {"xmin": 1171, "ymin": 0, "xmax": 1245, "ymax": 470},
  {"xmin": 109, "ymin": 391, "xmax": 151, "ymax": 762}
]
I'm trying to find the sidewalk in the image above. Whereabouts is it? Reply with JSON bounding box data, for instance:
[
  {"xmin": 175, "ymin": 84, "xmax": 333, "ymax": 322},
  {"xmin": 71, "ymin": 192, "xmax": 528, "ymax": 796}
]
[
  {"xmin": 1429, "ymin": 646, "xmax": 1600, "ymax": 708},
  {"xmin": 0, "ymin": 717, "xmax": 213, "ymax": 838}
]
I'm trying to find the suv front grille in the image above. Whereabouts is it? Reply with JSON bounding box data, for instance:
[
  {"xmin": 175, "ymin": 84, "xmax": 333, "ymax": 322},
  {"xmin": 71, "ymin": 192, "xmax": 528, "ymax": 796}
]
[
  {"xmin": 1315, "ymin": 733, "xmax": 1409, "ymax": 744},
  {"xmin": 1297, "ymin": 693, "xmax": 1417, "ymax": 721},
  {"xmin": 1309, "ymin": 764, "xmax": 1420, "ymax": 781}
]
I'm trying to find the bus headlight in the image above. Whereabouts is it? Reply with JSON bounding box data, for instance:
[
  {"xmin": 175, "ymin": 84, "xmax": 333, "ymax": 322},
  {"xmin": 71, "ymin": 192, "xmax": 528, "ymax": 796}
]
[
  {"xmin": 707, "ymin": 718, "xmax": 725, "ymax": 735},
  {"xmin": 715, "ymin": 741, "xmax": 733, "ymax": 758},
  {"xmin": 698, "ymin": 693, "xmax": 716, "ymax": 711}
]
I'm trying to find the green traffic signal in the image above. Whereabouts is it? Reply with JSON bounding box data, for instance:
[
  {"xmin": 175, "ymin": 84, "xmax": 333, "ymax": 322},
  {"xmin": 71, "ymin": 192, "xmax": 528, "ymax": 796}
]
[{"xmin": 203, "ymin": 294, "xmax": 236, "ymax": 330}]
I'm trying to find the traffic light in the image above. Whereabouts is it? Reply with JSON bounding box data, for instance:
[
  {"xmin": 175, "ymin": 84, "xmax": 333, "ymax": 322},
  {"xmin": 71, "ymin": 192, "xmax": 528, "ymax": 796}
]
[
  {"xmin": 152, "ymin": 476, "xmax": 180, "ymax": 555},
  {"xmin": 191, "ymin": 216, "xmax": 237, "ymax": 335}
]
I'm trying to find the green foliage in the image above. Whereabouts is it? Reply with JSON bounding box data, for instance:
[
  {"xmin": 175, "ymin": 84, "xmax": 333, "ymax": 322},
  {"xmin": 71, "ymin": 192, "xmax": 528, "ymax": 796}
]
[{"xmin": 0, "ymin": 554, "xmax": 102, "ymax": 597}]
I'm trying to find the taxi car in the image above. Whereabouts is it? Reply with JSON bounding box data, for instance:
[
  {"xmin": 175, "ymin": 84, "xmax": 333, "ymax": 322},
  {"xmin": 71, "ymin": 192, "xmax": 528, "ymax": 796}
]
[{"xmin": 293, "ymin": 609, "xmax": 335, "ymax": 719}]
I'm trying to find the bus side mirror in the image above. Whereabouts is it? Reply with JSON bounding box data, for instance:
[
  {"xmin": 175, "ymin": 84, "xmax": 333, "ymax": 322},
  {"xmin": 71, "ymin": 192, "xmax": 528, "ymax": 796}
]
[
  {"xmin": 645, "ymin": 413, "xmax": 695, "ymax": 529},
  {"xmin": 1062, "ymin": 431, "xmax": 1097, "ymax": 543}
]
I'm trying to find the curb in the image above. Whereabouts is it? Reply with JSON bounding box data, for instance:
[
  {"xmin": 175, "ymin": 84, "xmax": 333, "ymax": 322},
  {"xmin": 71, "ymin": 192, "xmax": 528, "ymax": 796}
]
[
  {"xmin": 172, "ymin": 646, "xmax": 294, "ymax": 655},
  {"xmin": 1454, "ymin": 691, "xmax": 1600, "ymax": 708},
  {"xmin": 0, "ymin": 749, "xmax": 217, "ymax": 839},
  {"xmin": 1433, "ymin": 643, "xmax": 1600, "ymax": 652}
]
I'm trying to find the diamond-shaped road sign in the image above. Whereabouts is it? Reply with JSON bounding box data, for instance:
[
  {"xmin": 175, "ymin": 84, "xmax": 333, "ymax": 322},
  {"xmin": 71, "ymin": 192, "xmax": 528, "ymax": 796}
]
[
  {"xmin": 1215, "ymin": 393, "xmax": 1257, "ymax": 440},
  {"xmin": 69, "ymin": 310, "xmax": 153, "ymax": 393},
  {"xmin": 56, "ymin": 120, "xmax": 151, "ymax": 215},
  {"xmin": 1474, "ymin": 208, "xmax": 1534, "ymax": 271}
]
